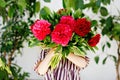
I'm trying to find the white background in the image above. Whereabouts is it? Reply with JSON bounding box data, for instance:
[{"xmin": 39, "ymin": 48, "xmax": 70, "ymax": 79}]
[{"xmin": 1, "ymin": 0, "xmax": 120, "ymax": 80}]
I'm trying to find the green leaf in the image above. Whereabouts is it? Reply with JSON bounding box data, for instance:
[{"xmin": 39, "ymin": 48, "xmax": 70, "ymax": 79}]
[
  {"xmin": 107, "ymin": 0, "xmax": 111, "ymax": 4},
  {"xmin": 40, "ymin": 6, "xmax": 51, "ymax": 19},
  {"xmin": 47, "ymin": 43, "xmax": 56, "ymax": 48},
  {"xmin": 102, "ymin": 0, "xmax": 111, "ymax": 5},
  {"xmin": 43, "ymin": 0, "xmax": 51, "ymax": 2},
  {"xmin": 62, "ymin": 47, "xmax": 70, "ymax": 57},
  {"xmin": 62, "ymin": 0, "xmax": 66, "ymax": 8},
  {"xmin": 55, "ymin": 45, "xmax": 62, "ymax": 53},
  {"xmin": 92, "ymin": 6, "xmax": 99, "ymax": 13},
  {"xmin": 112, "ymin": 56, "xmax": 117, "ymax": 63},
  {"xmin": 74, "ymin": 0, "xmax": 84, "ymax": 10},
  {"xmin": 90, "ymin": 2, "xmax": 99, "ymax": 13},
  {"xmin": 35, "ymin": 1, "xmax": 40, "ymax": 13},
  {"xmin": 94, "ymin": 56, "xmax": 99, "ymax": 64},
  {"xmin": 18, "ymin": 0, "xmax": 26, "ymax": 10},
  {"xmin": 112, "ymin": 23, "xmax": 120, "ymax": 41},
  {"xmin": 102, "ymin": 44, "xmax": 105, "ymax": 52},
  {"xmin": 73, "ymin": 9, "xmax": 82, "ymax": 18},
  {"xmin": 91, "ymin": 20, "xmax": 97, "ymax": 27},
  {"xmin": 49, "ymin": 53, "xmax": 62, "ymax": 70},
  {"xmin": 0, "ymin": 58, "xmax": 5, "ymax": 67},
  {"xmin": 102, "ymin": 16, "xmax": 112, "ymax": 35},
  {"xmin": 0, "ymin": 0, "xmax": 6, "ymax": 7},
  {"xmin": 102, "ymin": 57, "xmax": 107, "ymax": 64},
  {"xmin": 113, "ymin": 23, "xmax": 120, "ymax": 38},
  {"xmin": 74, "ymin": 34, "xmax": 79, "ymax": 43},
  {"xmin": 8, "ymin": 6, "xmax": 15, "ymax": 18},
  {"xmin": 102, "ymin": 28, "xmax": 110, "ymax": 35},
  {"xmin": 106, "ymin": 42, "xmax": 111, "ymax": 48},
  {"xmin": 100, "ymin": 7, "xmax": 108, "ymax": 16},
  {"xmin": 0, "ymin": 58, "xmax": 12, "ymax": 75},
  {"xmin": 106, "ymin": 16, "xmax": 112, "ymax": 28},
  {"xmin": 62, "ymin": 0, "xmax": 84, "ymax": 10},
  {"xmin": 96, "ymin": 0, "xmax": 101, "ymax": 7},
  {"xmin": 5, "ymin": 66, "xmax": 12, "ymax": 75},
  {"xmin": 0, "ymin": 70, "xmax": 9, "ymax": 80},
  {"xmin": 114, "ymin": 23, "xmax": 120, "ymax": 30},
  {"xmin": 0, "ymin": 7, "xmax": 7, "ymax": 23},
  {"xmin": 10, "ymin": 66, "xmax": 18, "ymax": 78},
  {"xmin": 100, "ymin": 18, "xmax": 106, "ymax": 26},
  {"xmin": 0, "ymin": 57, "xmax": 6, "ymax": 64},
  {"xmin": 94, "ymin": 46, "xmax": 99, "ymax": 50},
  {"xmin": 29, "ymin": 39, "xmax": 41, "ymax": 47},
  {"xmin": 62, "ymin": 0, "xmax": 74, "ymax": 9},
  {"xmin": 71, "ymin": 46, "xmax": 85, "ymax": 57},
  {"xmin": 89, "ymin": 46, "xmax": 96, "ymax": 53}
]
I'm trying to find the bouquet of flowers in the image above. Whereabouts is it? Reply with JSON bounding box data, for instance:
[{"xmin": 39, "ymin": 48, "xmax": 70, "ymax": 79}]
[{"xmin": 30, "ymin": 8, "xmax": 100, "ymax": 70}]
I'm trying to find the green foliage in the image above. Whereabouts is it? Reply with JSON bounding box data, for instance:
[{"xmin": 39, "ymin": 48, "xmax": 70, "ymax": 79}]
[
  {"xmin": 102, "ymin": 57, "xmax": 107, "ymax": 64},
  {"xmin": 102, "ymin": 0, "xmax": 111, "ymax": 5},
  {"xmin": 106, "ymin": 42, "xmax": 111, "ymax": 48},
  {"xmin": 71, "ymin": 46, "xmax": 85, "ymax": 57},
  {"xmin": 0, "ymin": 58, "xmax": 12, "ymax": 75},
  {"xmin": 100, "ymin": 7, "xmax": 108, "ymax": 16},
  {"xmin": 0, "ymin": 70, "xmax": 9, "ymax": 80},
  {"xmin": 8, "ymin": 6, "xmax": 15, "ymax": 18},
  {"xmin": 102, "ymin": 16, "xmax": 113, "ymax": 35},
  {"xmin": 0, "ymin": 0, "xmax": 41, "ymax": 79},
  {"xmin": 18, "ymin": 0, "xmax": 27, "ymax": 10},
  {"xmin": 0, "ymin": 0, "xmax": 6, "ymax": 7},
  {"xmin": 74, "ymin": 0, "xmax": 84, "ymax": 10},
  {"xmin": 35, "ymin": 1, "xmax": 40, "ymax": 13},
  {"xmin": 94, "ymin": 56, "xmax": 99, "ymax": 64},
  {"xmin": 44, "ymin": 0, "xmax": 51, "ymax": 2},
  {"xmin": 102, "ymin": 55, "xmax": 117, "ymax": 65},
  {"xmin": 10, "ymin": 65, "xmax": 29, "ymax": 80},
  {"xmin": 102, "ymin": 41, "xmax": 111, "ymax": 52},
  {"xmin": 0, "ymin": 57, "xmax": 29, "ymax": 80},
  {"xmin": 91, "ymin": 20, "xmax": 98, "ymax": 27},
  {"xmin": 76, "ymin": 0, "xmax": 120, "ymax": 70},
  {"xmin": 112, "ymin": 23, "xmax": 120, "ymax": 41},
  {"xmin": 62, "ymin": 46, "xmax": 70, "ymax": 57},
  {"xmin": 96, "ymin": 0, "xmax": 102, "ymax": 7},
  {"xmin": 73, "ymin": 9, "xmax": 82, "ymax": 18},
  {"xmin": 55, "ymin": 45, "xmax": 62, "ymax": 53},
  {"xmin": 40, "ymin": 6, "xmax": 52, "ymax": 19},
  {"xmin": 62, "ymin": 0, "xmax": 84, "ymax": 10},
  {"xmin": 49, "ymin": 53, "xmax": 62, "ymax": 70}
]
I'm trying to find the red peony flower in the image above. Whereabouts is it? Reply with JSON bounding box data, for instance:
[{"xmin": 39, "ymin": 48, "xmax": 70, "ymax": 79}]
[
  {"xmin": 74, "ymin": 18, "xmax": 91, "ymax": 37},
  {"xmin": 31, "ymin": 20, "xmax": 51, "ymax": 40},
  {"xmin": 51, "ymin": 24, "xmax": 72, "ymax": 46},
  {"xmin": 88, "ymin": 34, "xmax": 101, "ymax": 47},
  {"xmin": 60, "ymin": 16, "xmax": 75, "ymax": 31}
]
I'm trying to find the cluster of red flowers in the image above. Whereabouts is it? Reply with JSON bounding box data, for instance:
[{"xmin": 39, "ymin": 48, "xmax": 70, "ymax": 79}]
[{"xmin": 31, "ymin": 15, "xmax": 100, "ymax": 47}]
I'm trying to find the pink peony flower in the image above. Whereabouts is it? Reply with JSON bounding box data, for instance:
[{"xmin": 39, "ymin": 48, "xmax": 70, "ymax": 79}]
[
  {"xmin": 31, "ymin": 20, "xmax": 51, "ymax": 40},
  {"xmin": 51, "ymin": 24, "xmax": 72, "ymax": 46},
  {"xmin": 60, "ymin": 16, "xmax": 75, "ymax": 31},
  {"xmin": 88, "ymin": 34, "xmax": 101, "ymax": 47},
  {"xmin": 74, "ymin": 18, "xmax": 91, "ymax": 37}
]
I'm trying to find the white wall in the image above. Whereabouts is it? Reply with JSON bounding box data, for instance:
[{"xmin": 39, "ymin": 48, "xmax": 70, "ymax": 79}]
[{"xmin": 16, "ymin": 0, "xmax": 120, "ymax": 80}]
